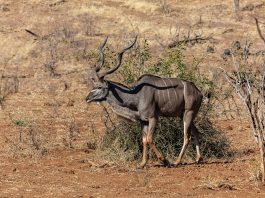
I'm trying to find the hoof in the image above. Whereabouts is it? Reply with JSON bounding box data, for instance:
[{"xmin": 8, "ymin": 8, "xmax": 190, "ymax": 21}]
[
  {"xmin": 171, "ymin": 162, "xmax": 181, "ymax": 167},
  {"xmin": 154, "ymin": 159, "xmax": 171, "ymax": 168},
  {"xmin": 196, "ymin": 157, "xmax": 203, "ymax": 164},
  {"xmin": 162, "ymin": 159, "xmax": 171, "ymax": 168},
  {"xmin": 136, "ymin": 163, "xmax": 145, "ymax": 170},
  {"xmin": 172, "ymin": 159, "xmax": 181, "ymax": 167},
  {"xmin": 135, "ymin": 166, "xmax": 144, "ymax": 172}
]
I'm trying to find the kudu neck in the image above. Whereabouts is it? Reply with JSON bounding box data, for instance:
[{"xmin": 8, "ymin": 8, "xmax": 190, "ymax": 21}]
[{"xmin": 106, "ymin": 80, "xmax": 139, "ymax": 110}]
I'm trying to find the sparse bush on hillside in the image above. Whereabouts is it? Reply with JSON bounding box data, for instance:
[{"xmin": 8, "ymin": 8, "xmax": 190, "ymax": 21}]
[
  {"xmin": 62, "ymin": 116, "xmax": 80, "ymax": 149},
  {"xmin": 5, "ymin": 116, "xmax": 49, "ymax": 157},
  {"xmin": 232, "ymin": 0, "xmax": 240, "ymax": 13},
  {"xmin": 42, "ymin": 25, "xmax": 85, "ymax": 77},
  {"xmin": 100, "ymin": 39, "xmax": 232, "ymax": 163},
  {"xmin": 221, "ymin": 18, "xmax": 265, "ymax": 182},
  {"xmin": 102, "ymin": 117, "xmax": 231, "ymax": 162},
  {"xmin": 0, "ymin": 73, "xmax": 20, "ymax": 109}
]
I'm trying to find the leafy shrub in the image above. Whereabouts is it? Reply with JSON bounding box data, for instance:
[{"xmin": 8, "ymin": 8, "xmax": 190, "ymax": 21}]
[
  {"xmin": 100, "ymin": 39, "xmax": 231, "ymax": 163},
  {"xmin": 102, "ymin": 117, "xmax": 231, "ymax": 162}
]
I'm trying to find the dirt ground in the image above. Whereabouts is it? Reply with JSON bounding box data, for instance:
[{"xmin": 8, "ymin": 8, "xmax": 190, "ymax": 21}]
[
  {"xmin": 1, "ymin": 120, "xmax": 265, "ymax": 198},
  {"xmin": 1, "ymin": 0, "xmax": 265, "ymax": 197}
]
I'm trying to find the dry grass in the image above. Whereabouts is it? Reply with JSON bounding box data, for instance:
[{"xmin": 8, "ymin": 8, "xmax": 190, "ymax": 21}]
[
  {"xmin": 1, "ymin": 1, "xmax": 265, "ymax": 197},
  {"xmin": 0, "ymin": 0, "xmax": 264, "ymax": 158},
  {"xmin": 249, "ymin": 157, "xmax": 263, "ymax": 182},
  {"xmin": 193, "ymin": 176, "xmax": 242, "ymax": 191}
]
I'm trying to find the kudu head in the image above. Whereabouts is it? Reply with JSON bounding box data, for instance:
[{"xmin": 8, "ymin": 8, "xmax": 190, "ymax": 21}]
[{"xmin": 86, "ymin": 36, "xmax": 137, "ymax": 103}]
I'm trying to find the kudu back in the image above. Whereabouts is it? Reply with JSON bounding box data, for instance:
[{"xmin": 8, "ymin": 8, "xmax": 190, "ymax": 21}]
[{"xmin": 86, "ymin": 36, "xmax": 203, "ymax": 168}]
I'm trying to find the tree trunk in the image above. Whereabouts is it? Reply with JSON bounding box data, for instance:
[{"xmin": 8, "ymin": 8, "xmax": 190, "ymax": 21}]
[
  {"xmin": 245, "ymin": 98, "xmax": 265, "ymax": 182},
  {"xmin": 258, "ymin": 100, "xmax": 265, "ymax": 182},
  {"xmin": 233, "ymin": 0, "xmax": 240, "ymax": 12},
  {"xmin": 257, "ymin": 130, "xmax": 265, "ymax": 182}
]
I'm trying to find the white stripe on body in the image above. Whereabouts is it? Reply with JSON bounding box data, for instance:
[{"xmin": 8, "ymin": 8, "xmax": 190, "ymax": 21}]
[
  {"xmin": 161, "ymin": 78, "xmax": 169, "ymax": 104},
  {"xmin": 168, "ymin": 79, "xmax": 178, "ymax": 100},
  {"xmin": 182, "ymin": 81, "xmax": 187, "ymax": 101}
]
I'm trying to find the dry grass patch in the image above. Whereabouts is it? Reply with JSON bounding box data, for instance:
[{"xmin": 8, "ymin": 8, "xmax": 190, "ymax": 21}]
[{"xmin": 193, "ymin": 176, "xmax": 241, "ymax": 191}]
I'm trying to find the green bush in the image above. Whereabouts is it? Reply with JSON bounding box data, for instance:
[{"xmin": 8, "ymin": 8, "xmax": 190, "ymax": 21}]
[
  {"xmin": 100, "ymin": 39, "xmax": 231, "ymax": 163},
  {"xmin": 102, "ymin": 117, "xmax": 231, "ymax": 162}
]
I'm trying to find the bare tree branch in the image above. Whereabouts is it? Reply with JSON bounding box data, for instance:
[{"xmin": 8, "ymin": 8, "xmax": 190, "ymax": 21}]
[
  {"xmin": 168, "ymin": 34, "xmax": 214, "ymax": 48},
  {"xmin": 255, "ymin": 17, "xmax": 265, "ymax": 46},
  {"xmin": 25, "ymin": 29, "xmax": 39, "ymax": 38}
]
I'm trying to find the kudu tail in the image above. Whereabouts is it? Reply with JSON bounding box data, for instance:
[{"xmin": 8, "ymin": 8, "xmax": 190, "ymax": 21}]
[{"xmin": 202, "ymin": 91, "xmax": 211, "ymax": 104}]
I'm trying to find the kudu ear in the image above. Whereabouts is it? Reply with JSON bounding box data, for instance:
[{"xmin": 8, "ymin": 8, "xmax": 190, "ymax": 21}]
[{"xmin": 98, "ymin": 36, "xmax": 137, "ymax": 78}]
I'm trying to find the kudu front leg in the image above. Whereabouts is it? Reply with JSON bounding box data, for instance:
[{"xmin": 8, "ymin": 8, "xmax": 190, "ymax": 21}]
[
  {"xmin": 147, "ymin": 118, "xmax": 169, "ymax": 167},
  {"xmin": 138, "ymin": 124, "xmax": 148, "ymax": 169},
  {"xmin": 138, "ymin": 118, "xmax": 169, "ymax": 169},
  {"xmin": 109, "ymin": 102, "xmax": 139, "ymax": 122}
]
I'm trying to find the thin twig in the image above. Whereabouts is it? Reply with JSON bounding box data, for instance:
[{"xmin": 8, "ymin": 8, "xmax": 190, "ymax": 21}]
[
  {"xmin": 168, "ymin": 34, "xmax": 214, "ymax": 48},
  {"xmin": 255, "ymin": 17, "xmax": 265, "ymax": 46},
  {"xmin": 25, "ymin": 29, "xmax": 39, "ymax": 38}
]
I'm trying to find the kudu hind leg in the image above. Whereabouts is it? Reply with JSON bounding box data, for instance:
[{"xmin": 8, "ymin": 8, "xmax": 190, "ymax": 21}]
[
  {"xmin": 191, "ymin": 123, "xmax": 202, "ymax": 163},
  {"xmin": 174, "ymin": 111, "xmax": 193, "ymax": 166}
]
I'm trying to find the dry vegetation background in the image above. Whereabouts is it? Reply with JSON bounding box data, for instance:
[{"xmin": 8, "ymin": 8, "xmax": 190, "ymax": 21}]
[{"xmin": 1, "ymin": 0, "xmax": 265, "ymax": 197}]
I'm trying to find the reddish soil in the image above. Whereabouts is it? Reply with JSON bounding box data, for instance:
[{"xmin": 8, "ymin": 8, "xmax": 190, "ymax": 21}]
[
  {"xmin": 1, "ymin": 120, "xmax": 265, "ymax": 197},
  {"xmin": 1, "ymin": 0, "xmax": 265, "ymax": 197}
]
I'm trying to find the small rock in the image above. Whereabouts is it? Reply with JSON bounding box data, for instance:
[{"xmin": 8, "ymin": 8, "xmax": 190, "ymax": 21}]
[
  {"xmin": 223, "ymin": 48, "xmax": 231, "ymax": 56},
  {"xmin": 0, "ymin": 4, "xmax": 10, "ymax": 12},
  {"xmin": 221, "ymin": 48, "xmax": 231, "ymax": 60},
  {"xmin": 233, "ymin": 41, "xmax": 241, "ymax": 50},
  {"xmin": 207, "ymin": 46, "xmax": 215, "ymax": 53},
  {"xmin": 242, "ymin": 3, "xmax": 254, "ymax": 11},
  {"xmin": 226, "ymin": 125, "xmax": 233, "ymax": 130}
]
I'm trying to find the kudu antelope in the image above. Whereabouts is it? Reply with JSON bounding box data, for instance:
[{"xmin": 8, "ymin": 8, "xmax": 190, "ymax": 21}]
[{"xmin": 86, "ymin": 36, "xmax": 203, "ymax": 168}]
